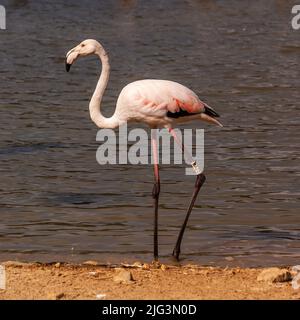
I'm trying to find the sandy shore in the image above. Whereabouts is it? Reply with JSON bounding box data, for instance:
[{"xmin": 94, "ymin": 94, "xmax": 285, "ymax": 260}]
[{"xmin": 0, "ymin": 261, "xmax": 299, "ymax": 300}]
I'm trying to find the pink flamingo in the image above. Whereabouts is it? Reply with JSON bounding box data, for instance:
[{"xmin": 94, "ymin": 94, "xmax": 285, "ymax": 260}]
[{"xmin": 65, "ymin": 39, "xmax": 222, "ymax": 261}]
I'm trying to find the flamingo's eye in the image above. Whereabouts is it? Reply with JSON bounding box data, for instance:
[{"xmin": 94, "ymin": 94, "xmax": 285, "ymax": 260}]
[{"xmin": 81, "ymin": 44, "xmax": 85, "ymax": 47}]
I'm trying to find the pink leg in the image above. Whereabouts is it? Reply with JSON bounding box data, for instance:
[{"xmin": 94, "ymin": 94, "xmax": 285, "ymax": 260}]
[
  {"xmin": 168, "ymin": 128, "xmax": 206, "ymax": 260},
  {"xmin": 169, "ymin": 128, "xmax": 193, "ymax": 164},
  {"xmin": 151, "ymin": 129, "xmax": 160, "ymax": 260},
  {"xmin": 168, "ymin": 128, "xmax": 202, "ymax": 174}
]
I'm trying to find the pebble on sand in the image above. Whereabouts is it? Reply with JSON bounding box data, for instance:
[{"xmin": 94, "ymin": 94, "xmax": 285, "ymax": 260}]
[
  {"xmin": 257, "ymin": 268, "xmax": 292, "ymax": 283},
  {"xmin": 48, "ymin": 292, "xmax": 65, "ymax": 300},
  {"xmin": 113, "ymin": 269, "xmax": 134, "ymax": 284},
  {"xmin": 82, "ymin": 260, "xmax": 98, "ymax": 266},
  {"xmin": 142, "ymin": 263, "xmax": 150, "ymax": 270},
  {"xmin": 161, "ymin": 264, "xmax": 168, "ymax": 271},
  {"xmin": 96, "ymin": 293, "xmax": 107, "ymax": 300}
]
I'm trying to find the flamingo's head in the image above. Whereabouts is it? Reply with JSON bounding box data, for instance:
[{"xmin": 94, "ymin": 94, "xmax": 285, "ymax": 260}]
[{"xmin": 65, "ymin": 39, "xmax": 104, "ymax": 72}]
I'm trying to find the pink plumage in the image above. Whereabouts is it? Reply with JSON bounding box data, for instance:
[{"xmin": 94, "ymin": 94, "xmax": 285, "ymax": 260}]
[
  {"xmin": 116, "ymin": 79, "xmax": 222, "ymax": 128},
  {"xmin": 120, "ymin": 79, "xmax": 203, "ymax": 113}
]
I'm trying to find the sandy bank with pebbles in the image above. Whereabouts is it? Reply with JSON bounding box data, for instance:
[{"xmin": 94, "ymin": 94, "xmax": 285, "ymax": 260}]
[{"xmin": 0, "ymin": 261, "xmax": 299, "ymax": 300}]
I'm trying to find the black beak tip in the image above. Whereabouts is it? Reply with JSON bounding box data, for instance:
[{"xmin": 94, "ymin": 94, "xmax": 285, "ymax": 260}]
[{"xmin": 65, "ymin": 62, "xmax": 71, "ymax": 72}]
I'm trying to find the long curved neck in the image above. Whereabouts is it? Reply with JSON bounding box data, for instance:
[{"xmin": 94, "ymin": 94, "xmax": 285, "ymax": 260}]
[{"xmin": 89, "ymin": 49, "xmax": 120, "ymax": 129}]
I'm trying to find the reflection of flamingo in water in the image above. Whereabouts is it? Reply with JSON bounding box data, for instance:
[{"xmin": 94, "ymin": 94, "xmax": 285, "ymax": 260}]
[{"xmin": 65, "ymin": 39, "xmax": 222, "ymax": 261}]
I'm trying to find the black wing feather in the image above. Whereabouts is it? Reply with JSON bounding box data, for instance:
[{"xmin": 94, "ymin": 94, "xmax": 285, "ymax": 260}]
[{"xmin": 166, "ymin": 110, "xmax": 198, "ymax": 119}]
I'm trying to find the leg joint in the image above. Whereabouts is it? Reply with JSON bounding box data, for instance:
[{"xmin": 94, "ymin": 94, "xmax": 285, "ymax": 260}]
[{"xmin": 152, "ymin": 181, "xmax": 160, "ymax": 198}]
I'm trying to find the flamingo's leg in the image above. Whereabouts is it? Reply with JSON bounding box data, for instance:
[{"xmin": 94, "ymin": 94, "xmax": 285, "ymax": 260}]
[
  {"xmin": 168, "ymin": 128, "xmax": 206, "ymax": 261},
  {"xmin": 151, "ymin": 129, "xmax": 160, "ymax": 261}
]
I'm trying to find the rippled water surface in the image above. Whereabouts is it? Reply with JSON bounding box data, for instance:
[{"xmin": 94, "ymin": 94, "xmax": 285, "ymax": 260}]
[{"xmin": 0, "ymin": 0, "xmax": 299, "ymax": 267}]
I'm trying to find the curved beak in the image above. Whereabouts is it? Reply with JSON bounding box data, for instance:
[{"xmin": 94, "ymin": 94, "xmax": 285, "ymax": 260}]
[
  {"xmin": 65, "ymin": 60, "xmax": 71, "ymax": 72},
  {"xmin": 199, "ymin": 113, "xmax": 223, "ymax": 127},
  {"xmin": 65, "ymin": 47, "xmax": 77, "ymax": 73}
]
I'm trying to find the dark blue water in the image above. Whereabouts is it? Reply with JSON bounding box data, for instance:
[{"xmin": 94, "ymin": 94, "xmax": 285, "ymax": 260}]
[{"xmin": 0, "ymin": 0, "xmax": 299, "ymax": 267}]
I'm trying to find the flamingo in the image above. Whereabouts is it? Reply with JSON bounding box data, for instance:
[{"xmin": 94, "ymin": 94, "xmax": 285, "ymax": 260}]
[{"xmin": 65, "ymin": 39, "xmax": 222, "ymax": 261}]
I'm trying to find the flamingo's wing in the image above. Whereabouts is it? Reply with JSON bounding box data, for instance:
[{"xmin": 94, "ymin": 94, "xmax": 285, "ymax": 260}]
[
  {"xmin": 134, "ymin": 79, "xmax": 205, "ymax": 114},
  {"xmin": 119, "ymin": 79, "xmax": 221, "ymax": 125}
]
